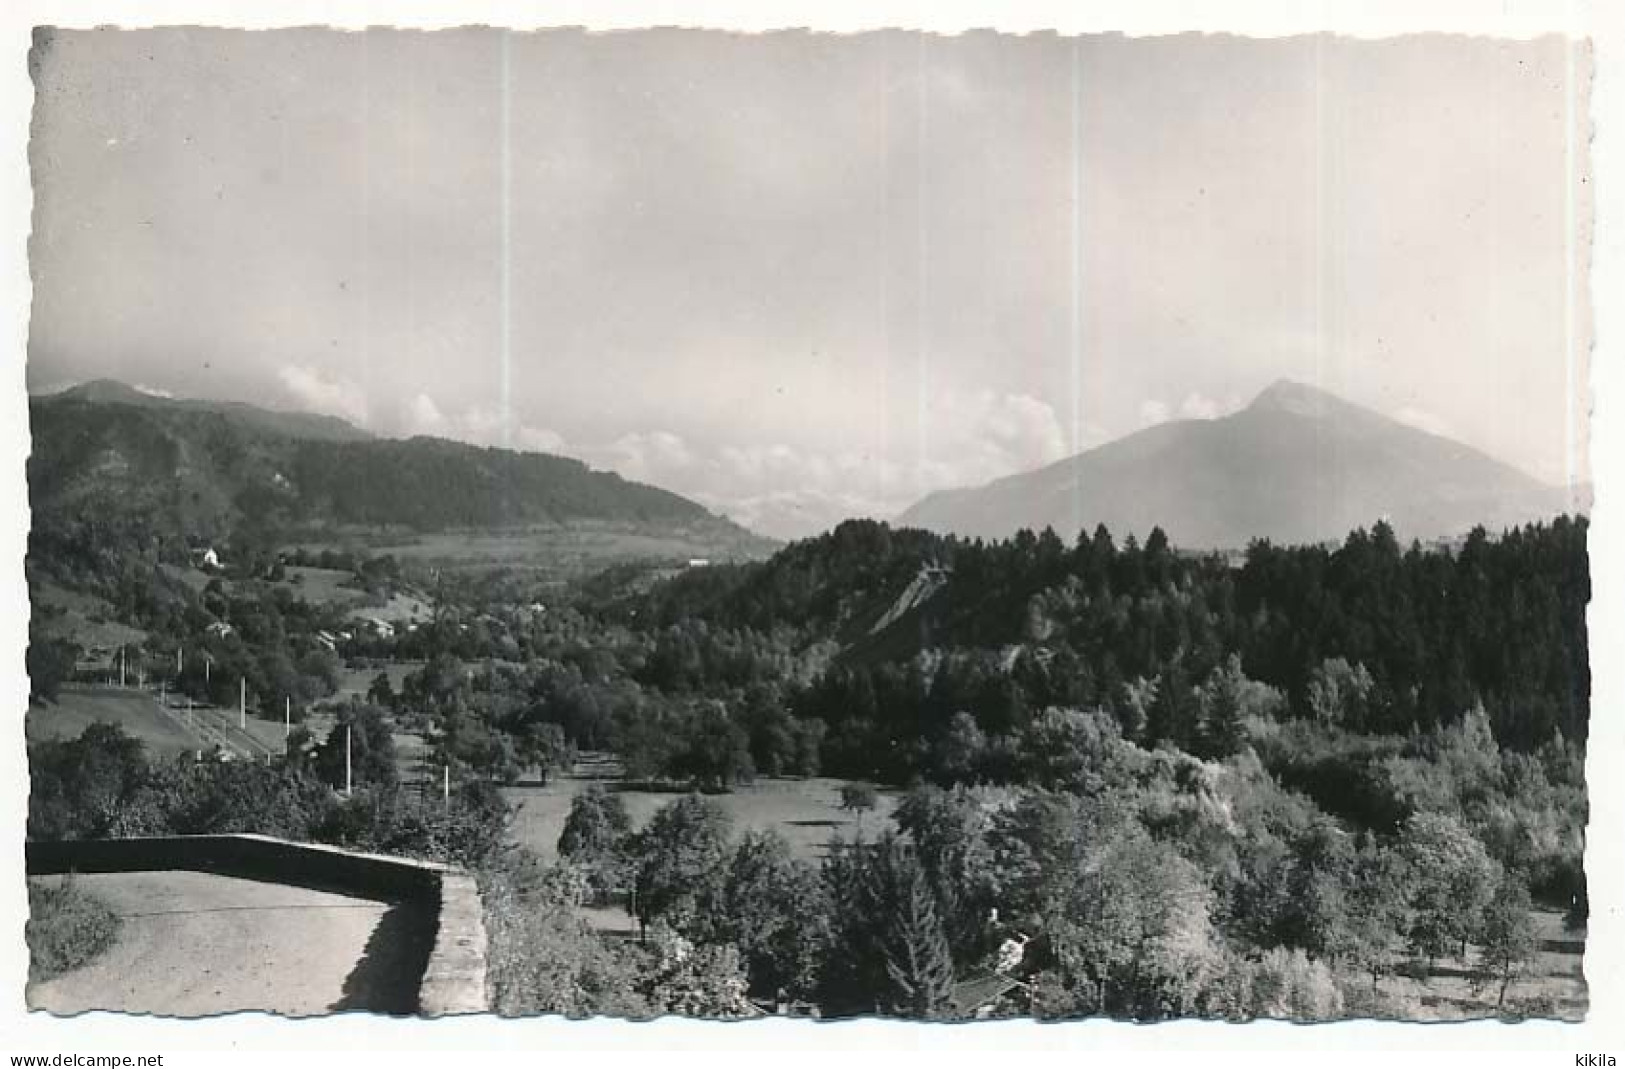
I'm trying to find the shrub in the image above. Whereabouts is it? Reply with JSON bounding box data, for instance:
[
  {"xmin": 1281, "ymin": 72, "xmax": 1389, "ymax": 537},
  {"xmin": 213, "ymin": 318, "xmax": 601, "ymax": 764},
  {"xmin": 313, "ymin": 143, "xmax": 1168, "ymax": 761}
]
[
  {"xmin": 27, "ymin": 875, "xmax": 120, "ymax": 983},
  {"xmin": 840, "ymin": 783, "xmax": 878, "ymax": 813},
  {"xmin": 1237, "ymin": 947, "xmax": 1345, "ymax": 1020},
  {"xmin": 481, "ymin": 857, "xmax": 649, "ymax": 1018}
]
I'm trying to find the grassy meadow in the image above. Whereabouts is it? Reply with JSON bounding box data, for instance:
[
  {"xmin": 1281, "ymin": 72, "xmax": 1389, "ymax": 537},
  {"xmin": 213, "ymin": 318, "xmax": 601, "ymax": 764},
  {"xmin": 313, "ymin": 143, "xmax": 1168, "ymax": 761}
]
[{"xmin": 503, "ymin": 754, "xmax": 897, "ymax": 867}]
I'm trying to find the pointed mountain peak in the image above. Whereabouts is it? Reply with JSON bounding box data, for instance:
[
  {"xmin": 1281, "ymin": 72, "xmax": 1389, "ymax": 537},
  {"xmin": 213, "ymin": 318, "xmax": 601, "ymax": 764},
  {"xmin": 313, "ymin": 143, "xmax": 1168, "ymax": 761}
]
[{"xmin": 1246, "ymin": 378, "xmax": 1350, "ymax": 418}]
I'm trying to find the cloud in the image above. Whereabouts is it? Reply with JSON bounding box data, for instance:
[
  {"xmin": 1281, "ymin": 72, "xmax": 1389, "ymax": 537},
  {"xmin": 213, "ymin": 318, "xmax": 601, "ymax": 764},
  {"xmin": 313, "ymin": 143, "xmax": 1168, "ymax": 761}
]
[
  {"xmin": 1178, "ymin": 392, "xmax": 1222, "ymax": 420},
  {"xmin": 909, "ymin": 391, "xmax": 1071, "ymax": 496},
  {"xmin": 277, "ymin": 365, "xmax": 368, "ymax": 427},
  {"xmin": 132, "ymin": 383, "xmax": 174, "ymax": 399},
  {"xmin": 594, "ymin": 431, "xmax": 697, "ymax": 485},
  {"xmin": 516, "ymin": 426, "xmax": 567, "ymax": 454},
  {"xmin": 405, "ymin": 393, "xmax": 448, "ymax": 436},
  {"xmin": 1139, "ymin": 399, "xmax": 1170, "ymax": 427},
  {"xmin": 399, "ymin": 395, "xmax": 566, "ymax": 455},
  {"xmin": 554, "ymin": 433, "xmax": 903, "ymax": 537},
  {"xmin": 977, "ymin": 393, "xmax": 1069, "ymax": 472},
  {"xmin": 385, "ymin": 391, "xmax": 1070, "ymax": 538},
  {"xmin": 589, "ymin": 391, "xmax": 1076, "ymax": 536}
]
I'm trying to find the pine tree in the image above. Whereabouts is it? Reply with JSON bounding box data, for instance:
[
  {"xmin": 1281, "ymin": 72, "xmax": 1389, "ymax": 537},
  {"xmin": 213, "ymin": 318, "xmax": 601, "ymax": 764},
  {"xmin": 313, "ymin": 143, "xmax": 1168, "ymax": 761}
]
[{"xmin": 883, "ymin": 858, "xmax": 957, "ymax": 1019}]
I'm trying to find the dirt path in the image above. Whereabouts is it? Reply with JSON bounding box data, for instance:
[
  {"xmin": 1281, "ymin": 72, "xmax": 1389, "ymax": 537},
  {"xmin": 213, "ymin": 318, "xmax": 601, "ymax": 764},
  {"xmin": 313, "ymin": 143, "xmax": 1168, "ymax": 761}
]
[{"xmin": 27, "ymin": 871, "xmax": 437, "ymax": 1018}]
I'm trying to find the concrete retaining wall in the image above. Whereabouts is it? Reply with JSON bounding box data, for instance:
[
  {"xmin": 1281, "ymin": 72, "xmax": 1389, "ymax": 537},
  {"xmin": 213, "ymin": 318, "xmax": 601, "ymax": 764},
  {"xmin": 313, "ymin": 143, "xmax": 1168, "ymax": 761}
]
[
  {"xmin": 418, "ymin": 873, "xmax": 488, "ymax": 1015},
  {"xmin": 25, "ymin": 834, "xmax": 487, "ymax": 1016}
]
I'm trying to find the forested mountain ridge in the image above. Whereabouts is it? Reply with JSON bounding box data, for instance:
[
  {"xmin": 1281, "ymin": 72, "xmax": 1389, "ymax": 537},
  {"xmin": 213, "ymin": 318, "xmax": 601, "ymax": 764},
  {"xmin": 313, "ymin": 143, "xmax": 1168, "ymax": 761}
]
[
  {"xmin": 626, "ymin": 515, "xmax": 1589, "ymax": 758},
  {"xmin": 900, "ymin": 379, "xmax": 1583, "ymax": 549},
  {"xmin": 43, "ymin": 379, "xmax": 375, "ymax": 442},
  {"xmin": 28, "ymin": 387, "xmax": 767, "ymax": 578}
]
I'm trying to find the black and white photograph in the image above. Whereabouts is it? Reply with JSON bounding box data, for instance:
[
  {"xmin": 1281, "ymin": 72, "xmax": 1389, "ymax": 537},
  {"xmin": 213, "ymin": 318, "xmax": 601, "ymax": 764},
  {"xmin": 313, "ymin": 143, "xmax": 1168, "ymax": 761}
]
[{"xmin": 13, "ymin": 14, "xmax": 1602, "ymax": 1036}]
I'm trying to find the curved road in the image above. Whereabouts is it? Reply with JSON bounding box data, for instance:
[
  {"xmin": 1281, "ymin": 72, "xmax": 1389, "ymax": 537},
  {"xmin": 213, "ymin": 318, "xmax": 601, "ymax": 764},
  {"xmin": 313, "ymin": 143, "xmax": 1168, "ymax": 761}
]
[{"xmin": 28, "ymin": 871, "xmax": 437, "ymax": 1017}]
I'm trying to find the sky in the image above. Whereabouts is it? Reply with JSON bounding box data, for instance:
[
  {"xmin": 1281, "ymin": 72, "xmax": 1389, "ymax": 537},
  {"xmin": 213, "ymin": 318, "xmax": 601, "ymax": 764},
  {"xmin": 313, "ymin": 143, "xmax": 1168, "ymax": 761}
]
[{"xmin": 26, "ymin": 28, "xmax": 1592, "ymax": 539}]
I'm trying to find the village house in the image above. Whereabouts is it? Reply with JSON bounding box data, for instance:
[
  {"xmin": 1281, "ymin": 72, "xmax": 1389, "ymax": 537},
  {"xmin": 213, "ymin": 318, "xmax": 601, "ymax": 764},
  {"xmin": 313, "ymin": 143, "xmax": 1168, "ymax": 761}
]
[{"xmin": 354, "ymin": 616, "xmax": 395, "ymax": 640}]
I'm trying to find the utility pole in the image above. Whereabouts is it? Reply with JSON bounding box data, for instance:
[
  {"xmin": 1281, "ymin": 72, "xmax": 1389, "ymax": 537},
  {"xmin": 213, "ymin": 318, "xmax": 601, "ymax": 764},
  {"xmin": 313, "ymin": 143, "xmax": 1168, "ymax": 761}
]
[
  {"xmin": 345, "ymin": 724, "xmax": 353, "ymax": 797},
  {"xmin": 239, "ymin": 677, "xmax": 246, "ymax": 731},
  {"xmin": 205, "ymin": 656, "xmax": 211, "ymax": 686},
  {"xmin": 119, "ymin": 647, "xmax": 125, "ymax": 688},
  {"xmin": 159, "ymin": 679, "xmax": 166, "ymax": 707},
  {"xmin": 176, "ymin": 647, "xmax": 182, "ymax": 676},
  {"xmin": 285, "ymin": 696, "xmax": 291, "ymax": 739},
  {"xmin": 443, "ymin": 764, "xmax": 450, "ymax": 810}
]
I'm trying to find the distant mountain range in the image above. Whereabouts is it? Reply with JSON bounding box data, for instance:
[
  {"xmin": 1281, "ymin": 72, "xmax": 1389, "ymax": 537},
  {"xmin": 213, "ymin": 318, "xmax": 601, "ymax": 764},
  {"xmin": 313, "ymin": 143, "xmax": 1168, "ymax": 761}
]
[
  {"xmin": 899, "ymin": 379, "xmax": 1587, "ymax": 549},
  {"xmin": 29, "ymin": 380, "xmax": 769, "ymax": 558}
]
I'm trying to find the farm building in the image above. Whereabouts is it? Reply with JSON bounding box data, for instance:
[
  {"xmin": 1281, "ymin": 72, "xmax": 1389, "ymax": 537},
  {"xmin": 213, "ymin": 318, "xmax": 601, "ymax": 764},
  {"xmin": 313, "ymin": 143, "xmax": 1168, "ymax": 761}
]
[{"xmin": 351, "ymin": 616, "xmax": 395, "ymax": 639}]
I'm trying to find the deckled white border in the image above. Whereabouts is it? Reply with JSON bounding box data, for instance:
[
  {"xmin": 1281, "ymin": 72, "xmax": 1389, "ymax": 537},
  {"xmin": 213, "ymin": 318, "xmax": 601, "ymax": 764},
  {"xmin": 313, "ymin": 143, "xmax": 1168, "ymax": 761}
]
[{"xmin": 0, "ymin": 1, "xmax": 1616, "ymax": 1063}]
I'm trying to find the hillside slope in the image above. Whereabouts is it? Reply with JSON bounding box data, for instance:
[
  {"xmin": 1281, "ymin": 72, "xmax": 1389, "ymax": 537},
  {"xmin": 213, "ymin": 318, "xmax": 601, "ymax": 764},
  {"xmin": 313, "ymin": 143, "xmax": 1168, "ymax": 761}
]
[
  {"xmin": 47, "ymin": 379, "xmax": 374, "ymax": 443},
  {"xmin": 28, "ymin": 386, "xmax": 767, "ymax": 562},
  {"xmin": 900, "ymin": 379, "xmax": 1582, "ymax": 549}
]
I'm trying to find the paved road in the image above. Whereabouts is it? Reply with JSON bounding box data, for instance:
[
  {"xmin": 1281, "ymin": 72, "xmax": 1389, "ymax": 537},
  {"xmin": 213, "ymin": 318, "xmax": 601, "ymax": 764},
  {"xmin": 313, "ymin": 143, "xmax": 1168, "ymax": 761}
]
[{"xmin": 28, "ymin": 871, "xmax": 438, "ymax": 1017}]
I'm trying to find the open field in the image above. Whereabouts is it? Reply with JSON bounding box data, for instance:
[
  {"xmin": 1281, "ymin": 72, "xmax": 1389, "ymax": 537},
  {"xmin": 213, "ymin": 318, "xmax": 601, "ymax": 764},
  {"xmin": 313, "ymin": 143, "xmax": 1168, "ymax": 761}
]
[
  {"xmin": 503, "ymin": 757, "xmax": 895, "ymax": 940},
  {"xmin": 157, "ymin": 563, "xmax": 212, "ymax": 594},
  {"xmin": 32, "ymin": 581, "xmax": 149, "ymax": 658},
  {"xmin": 198, "ymin": 701, "xmax": 288, "ymax": 757},
  {"xmin": 277, "ymin": 569, "xmax": 435, "ymax": 623},
  {"xmin": 26, "ymin": 685, "xmax": 289, "ymax": 761},
  {"xmin": 279, "ymin": 566, "xmax": 358, "ymax": 605},
  {"xmin": 504, "ymin": 755, "xmax": 897, "ymax": 866},
  {"xmin": 1371, "ymin": 909, "xmax": 1586, "ymax": 1020},
  {"xmin": 352, "ymin": 522, "xmax": 768, "ymax": 576},
  {"xmin": 365, "ymin": 590, "xmax": 434, "ymax": 625},
  {"xmin": 333, "ymin": 661, "xmax": 421, "ymax": 701},
  {"xmin": 27, "ymin": 687, "xmax": 204, "ymax": 756}
]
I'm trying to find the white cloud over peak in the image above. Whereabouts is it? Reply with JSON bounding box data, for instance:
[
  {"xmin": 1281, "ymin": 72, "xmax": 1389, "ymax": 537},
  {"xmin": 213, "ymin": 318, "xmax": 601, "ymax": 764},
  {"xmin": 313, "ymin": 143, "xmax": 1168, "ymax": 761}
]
[
  {"xmin": 908, "ymin": 391, "xmax": 1070, "ymax": 495},
  {"xmin": 597, "ymin": 431, "xmax": 697, "ymax": 485},
  {"xmin": 399, "ymin": 394, "xmax": 566, "ymax": 456},
  {"xmin": 277, "ymin": 365, "xmax": 369, "ymax": 427},
  {"xmin": 1139, "ymin": 399, "xmax": 1171, "ymax": 427},
  {"xmin": 975, "ymin": 392, "xmax": 1070, "ymax": 473},
  {"xmin": 405, "ymin": 393, "xmax": 448, "ymax": 436},
  {"xmin": 516, "ymin": 426, "xmax": 567, "ymax": 454},
  {"xmin": 1178, "ymin": 392, "xmax": 1222, "ymax": 420}
]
